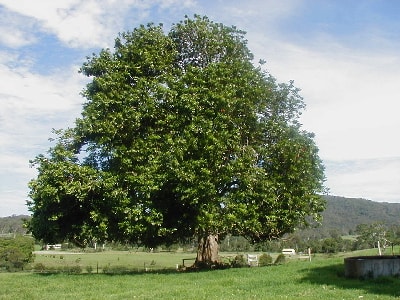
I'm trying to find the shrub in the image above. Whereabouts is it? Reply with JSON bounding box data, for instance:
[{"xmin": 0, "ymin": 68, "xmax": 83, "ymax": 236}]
[
  {"xmin": 231, "ymin": 254, "xmax": 247, "ymax": 268},
  {"xmin": 67, "ymin": 265, "xmax": 82, "ymax": 274},
  {"xmin": 33, "ymin": 263, "xmax": 46, "ymax": 272},
  {"xmin": 0, "ymin": 236, "xmax": 34, "ymax": 271},
  {"xmin": 33, "ymin": 263, "xmax": 82, "ymax": 274},
  {"xmin": 86, "ymin": 265, "xmax": 93, "ymax": 274},
  {"xmin": 102, "ymin": 264, "xmax": 110, "ymax": 274},
  {"xmin": 258, "ymin": 253, "xmax": 273, "ymax": 266},
  {"xmin": 0, "ymin": 247, "xmax": 25, "ymax": 271},
  {"xmin": 274, "ymin": 254, "xmax": 286, "ymax": 265},
  {"xmin": 103, "ymin": 265, "xmax": 133, "ymax": 274}
]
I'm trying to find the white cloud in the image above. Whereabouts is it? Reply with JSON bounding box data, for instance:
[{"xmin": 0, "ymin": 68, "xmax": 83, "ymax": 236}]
[
  {"xmin": 246, "ymin": 38, "xmax": 400, "ymax": 161},
  {"xmin": 299, "ymin": 51, "xmax": 400, "ymax": 161},
  {"xmin": 1, "ymin": 192, "xmax": 30, "ymax": 216},
  {"xmin": 0, "ymin": 0, "xmax": 196, "ymax": 48},
  {"xmin": 0, "ymin": 9, "xmax": 37, "ymax": 48},
  {"xmin": 158, "ymin": 0, "xmax": 196, "ymax": 9},
  {"xmin": 1, "ymin": 68, "xmax": 82, "ymax": 113},
  {"xmin": 325, "ymin": 158, "xmax": 400, "ymax": 203},
  {"xmin": 0, "ymin": 54, "xmax": 86, "ymax": 217},
  {"xmin": 0, "ymin": 0, "xmax": 119, "ymax": 48},
  {"xmin": 215, "ymin": 0, "xmax": 301, "ymax": 20}
]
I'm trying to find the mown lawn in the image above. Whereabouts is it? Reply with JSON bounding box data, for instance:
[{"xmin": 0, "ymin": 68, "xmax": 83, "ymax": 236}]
[{"xmin": 1, "ymin": 250, "xmax": 400, "ymax": 299}]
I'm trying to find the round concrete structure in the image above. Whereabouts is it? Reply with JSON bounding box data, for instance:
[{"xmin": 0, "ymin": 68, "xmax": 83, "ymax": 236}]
[{"xmin": 344, "ymin": 256, "xmax": 400, "ymax": 279}]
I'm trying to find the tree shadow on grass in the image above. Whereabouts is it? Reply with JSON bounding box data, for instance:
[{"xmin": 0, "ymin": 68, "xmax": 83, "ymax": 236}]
[
  {"xmin": 33, "ymin": 267, "xmax": 180, "ymax": 276},
  {"xmin": 299, "ymin": 262, "xmax": 400, "ymax": 297},
  {"xmin": 33, "ymin": 265, "xmax": 228, "ymax": 276}
]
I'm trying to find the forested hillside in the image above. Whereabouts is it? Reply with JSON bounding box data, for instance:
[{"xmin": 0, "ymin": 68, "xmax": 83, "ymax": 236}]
[
  {"xmin": 299, "ymin": 195, "xmax": 400, "ymax": 238},
  {"xmin": 0, "ymin": 215, "xmax": 29, "ymax": 236}
]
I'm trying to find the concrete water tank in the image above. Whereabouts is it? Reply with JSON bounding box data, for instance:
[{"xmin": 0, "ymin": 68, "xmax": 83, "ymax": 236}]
[{"xmin": 344, "ymin": 256, "xmax": 400, "ymax": 279}]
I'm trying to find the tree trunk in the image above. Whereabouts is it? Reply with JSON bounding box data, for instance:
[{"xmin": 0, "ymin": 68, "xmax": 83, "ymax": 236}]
[{"xmin": 195, "ymin": 234, "xmax": 219, "ymax": 268}]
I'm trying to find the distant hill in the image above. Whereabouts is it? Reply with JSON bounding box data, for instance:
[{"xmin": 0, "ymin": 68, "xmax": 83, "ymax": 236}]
[
  {"xmin": 0, "ymin": 215, "xmax": 30, "ymax": 235},
  {"xmin": 299, "ymin": 195, "xmax": 400, "ymax": 238}
]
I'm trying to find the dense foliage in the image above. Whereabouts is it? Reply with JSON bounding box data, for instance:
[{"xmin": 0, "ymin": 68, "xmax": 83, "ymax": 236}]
[
  {"xmin": 27, "ymin": 16, "xmax": 325, "ymax": 258},
  {"xmin": 0, "ymin": 236, "xmax": 34, "ymax": 271}
]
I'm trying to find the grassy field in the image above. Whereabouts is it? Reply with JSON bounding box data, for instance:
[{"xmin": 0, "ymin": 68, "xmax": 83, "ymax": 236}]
[
  {"xmin": 1, "ymin": 249, "xmax": 400, "ymax": 299},
  {"xmin": 32, "ymin": 249, "xmax": 198, "ymax": 272}
]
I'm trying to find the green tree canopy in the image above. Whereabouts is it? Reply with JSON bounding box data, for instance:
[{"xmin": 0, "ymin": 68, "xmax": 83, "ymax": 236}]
[
  {"xmin": 27, "ymin": 15, "xmax": 325, "ymax": 265},
  {"xmin": 0, "ymin": 236, "xmax": 34, "ymax": 271}
]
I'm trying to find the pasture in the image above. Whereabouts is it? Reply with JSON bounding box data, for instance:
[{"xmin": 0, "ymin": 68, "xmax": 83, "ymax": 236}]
[{"xmin": 1, "ymin": 249, "xmax": 400, "ymax": 299}]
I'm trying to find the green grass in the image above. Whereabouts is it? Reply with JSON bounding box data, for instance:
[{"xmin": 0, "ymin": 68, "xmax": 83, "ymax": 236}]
[
  {"xmin": 33, "ymin": 250, "xmax": 197, "ymax": 272},
  {"xmin": 1, "ymin": 249, "xmax": 400, "ymax": 299}
]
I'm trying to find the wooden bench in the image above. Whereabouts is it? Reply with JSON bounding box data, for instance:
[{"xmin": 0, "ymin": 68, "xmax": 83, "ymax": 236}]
[
  {"xmin": 247, "ymin": 254, "xmax": 258, "ymax": 267},
  {"xmin": 182, "ymin": 258, "xmax": 196, "ymax": 267}
]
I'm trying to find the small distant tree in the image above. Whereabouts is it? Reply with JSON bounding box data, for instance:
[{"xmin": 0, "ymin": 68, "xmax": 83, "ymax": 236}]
[
  {"xmin": 0, "ymin": 236, "xmax": 34, "ymax": 271},
  {"xmin": 27, "ymin": 15, "xmax": 325, "ymax": 268},
  {"xmin": 321, "ymin": 237, "xmax": 339, "ymax": 253},
  {"xmin": 388, "ymin": 225, "xmax": 400, "ymax": 245},
  {"xmin": 354, "ymin": 222, "xmax": 390, "ymax": 251}
]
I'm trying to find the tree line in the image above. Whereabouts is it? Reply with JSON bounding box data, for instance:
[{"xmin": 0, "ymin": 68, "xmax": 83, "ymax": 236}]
[
  {"xmin": 255, "ymin": 222, "xmax": 400, "ymax": 254},
  {"xmin": 104, "ymin": 221, "xmax": 400, "ymax": 255}
]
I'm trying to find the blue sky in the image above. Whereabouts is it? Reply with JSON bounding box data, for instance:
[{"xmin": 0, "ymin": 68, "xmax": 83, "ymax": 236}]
[{"xmin": 1, "ymin": 0, "xmax": 399, "ymax": 216}]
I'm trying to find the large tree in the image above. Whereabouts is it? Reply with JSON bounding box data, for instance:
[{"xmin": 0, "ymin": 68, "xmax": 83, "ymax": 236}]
[{"xmin": 27, "ymin": 15, "xmax": 325, "ymax": 267}]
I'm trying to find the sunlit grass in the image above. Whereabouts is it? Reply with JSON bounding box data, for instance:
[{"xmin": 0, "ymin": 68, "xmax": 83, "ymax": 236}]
[{"xmin": 33, "ymin": 250, "xmax": 197, "ymax": 272}]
